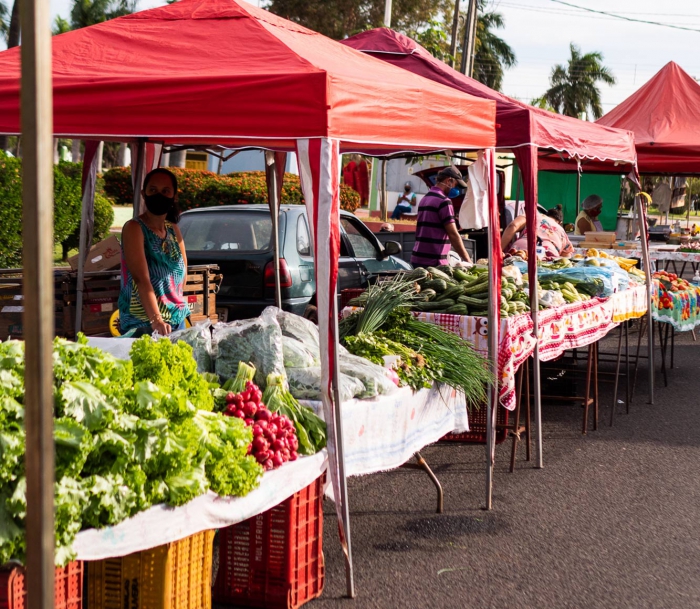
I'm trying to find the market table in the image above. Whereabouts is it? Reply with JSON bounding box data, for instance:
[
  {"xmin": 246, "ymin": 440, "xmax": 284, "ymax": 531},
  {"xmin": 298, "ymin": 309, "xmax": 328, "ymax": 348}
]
[
  {"xmin": 402, "ymin": 284, "xmax": 648, "ymax": 411},
  {"xmin": 573, "ymin": 246, "xmax": 700, "ymax": 277}
]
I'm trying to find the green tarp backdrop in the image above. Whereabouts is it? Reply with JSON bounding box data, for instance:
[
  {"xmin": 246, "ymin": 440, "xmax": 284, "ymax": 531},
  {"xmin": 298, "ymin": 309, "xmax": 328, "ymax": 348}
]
[{"xmin": 511, "ymin": 166, "xmax": 622, "ymax": 231}]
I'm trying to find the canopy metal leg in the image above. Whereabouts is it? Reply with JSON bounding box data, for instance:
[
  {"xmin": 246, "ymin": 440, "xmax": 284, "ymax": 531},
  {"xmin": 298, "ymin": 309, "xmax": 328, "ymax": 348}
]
[
  {"xmin": 610, "ymin": 324, "xmax": 623, "ymax": 427},
  {"xmin": 265, "ymin": 152, "xmax": 282, "ymax": 309},
  {"xmin": 402, "ymin": 453, "xmax": 444, "ymax": 514}
]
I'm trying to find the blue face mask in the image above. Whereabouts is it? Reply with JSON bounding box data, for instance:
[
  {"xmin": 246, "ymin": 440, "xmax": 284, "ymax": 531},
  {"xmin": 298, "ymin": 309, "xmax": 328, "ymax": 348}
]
[{"xmin": 448, "ymin": 187, "xmax": 462, "ymax": 198}]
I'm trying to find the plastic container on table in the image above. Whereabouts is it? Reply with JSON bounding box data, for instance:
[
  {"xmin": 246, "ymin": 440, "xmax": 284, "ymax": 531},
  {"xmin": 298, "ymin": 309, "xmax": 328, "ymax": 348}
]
[
  {"xmin": 213, "ymin": 474, "xmax": 325, "ymax": 609},
  {"xmin": 86, "ymin": 530, "xmax": 215, "ymax": 609},
  {"xmin": 0, "ymin": 562, "xmax": 83, "ymax": 609}
]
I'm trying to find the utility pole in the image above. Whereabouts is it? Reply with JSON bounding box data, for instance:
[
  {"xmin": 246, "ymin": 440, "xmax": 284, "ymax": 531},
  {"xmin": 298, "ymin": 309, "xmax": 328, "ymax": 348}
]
[
  {"xmin": 384, "ymin": 0, "xmax": 392, "ymax": 27},
  {"xmin": 460, "ymin": 0, "xmax": 478, "ymax": 76},
  {"xmin": 449, "ymin": 0, "xmax": 461, "ymax": 66}
]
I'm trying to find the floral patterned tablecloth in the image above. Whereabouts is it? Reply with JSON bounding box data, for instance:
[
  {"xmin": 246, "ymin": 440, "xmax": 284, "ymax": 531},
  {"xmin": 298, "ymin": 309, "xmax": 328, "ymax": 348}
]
[{"xmin": 652, "ymin": 279, "xmax": 700, "ymax": 331}]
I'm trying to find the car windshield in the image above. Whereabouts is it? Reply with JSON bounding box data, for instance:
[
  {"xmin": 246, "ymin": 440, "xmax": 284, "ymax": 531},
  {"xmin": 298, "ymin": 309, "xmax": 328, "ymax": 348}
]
[{"xmin": 179, "ymin": 211, "xmax": 277, "ymax": 252}]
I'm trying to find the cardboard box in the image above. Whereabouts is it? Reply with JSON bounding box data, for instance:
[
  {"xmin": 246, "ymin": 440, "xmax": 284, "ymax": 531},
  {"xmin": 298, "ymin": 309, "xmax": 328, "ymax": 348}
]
[{"xmin": 68, "ymin": 236, "xmax": 121, "ymax": 273}]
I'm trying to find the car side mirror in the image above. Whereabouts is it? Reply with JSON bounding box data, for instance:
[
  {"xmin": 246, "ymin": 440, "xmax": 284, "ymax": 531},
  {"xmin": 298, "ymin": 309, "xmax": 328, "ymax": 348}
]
[{"xmin": 380, "ymin": 240, "xmax": 402, "ymax": 259}]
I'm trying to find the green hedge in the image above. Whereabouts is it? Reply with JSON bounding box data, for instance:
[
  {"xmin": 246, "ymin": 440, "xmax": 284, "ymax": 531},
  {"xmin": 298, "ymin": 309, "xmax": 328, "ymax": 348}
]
[
  {"xmin": 103, "ymin": 167, "xmax": 361, "ymax": 213},
  {"xmin": 0, "ymin": 155, "xmax": 114, "ymax": 268}
]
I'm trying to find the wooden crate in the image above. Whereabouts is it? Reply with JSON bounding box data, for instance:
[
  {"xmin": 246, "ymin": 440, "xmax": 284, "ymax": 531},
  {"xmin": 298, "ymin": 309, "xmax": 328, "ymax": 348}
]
[{"xmin": 0, "ymin": 265, "xmax": 220, "ymax": 340}]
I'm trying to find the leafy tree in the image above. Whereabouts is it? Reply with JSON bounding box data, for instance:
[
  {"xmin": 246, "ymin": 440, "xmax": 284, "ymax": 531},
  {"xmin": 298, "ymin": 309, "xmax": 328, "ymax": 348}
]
[
  {"xmin": 70, "ymin": 0, "xmax": 137, "ymax": 29},
  {"xmin": 0, "ymin": 0, "xmax": 9, "ymax": 42},
  {"xmin": 541, "ymin": 43, "xmax": 616, "ymax": 120},
  {"xmin": 412, "ymin": 19, "xmax": 454, "ymax": 64},
  {"xmin": 266, "ymin": 0, "xmax": 450, "ymax": 40},
  {"xmin": 53, "ymin": 16, "xmax": 72, "ymax": 35}
]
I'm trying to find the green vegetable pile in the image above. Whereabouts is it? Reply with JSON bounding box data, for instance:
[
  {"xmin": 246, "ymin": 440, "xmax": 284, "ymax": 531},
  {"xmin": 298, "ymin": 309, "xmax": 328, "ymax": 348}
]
[{"xmin": 0, "ymin": 335, "xmax": 262, "ymax": 566}]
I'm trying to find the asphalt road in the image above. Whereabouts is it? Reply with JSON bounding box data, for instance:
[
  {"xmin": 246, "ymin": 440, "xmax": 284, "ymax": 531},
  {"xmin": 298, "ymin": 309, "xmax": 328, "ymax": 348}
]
[{"xmin": 312, "ymin": 326, "xmax": 700, "ymax": 609}]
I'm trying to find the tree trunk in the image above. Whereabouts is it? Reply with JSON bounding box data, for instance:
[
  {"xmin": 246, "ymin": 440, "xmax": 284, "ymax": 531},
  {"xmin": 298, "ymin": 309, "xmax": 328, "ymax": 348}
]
[
  {"xmin": 117, "ymin": 142, "xmax": 127, "ymax": 166},
  {"xmin": 169, "ymin": 149, "xmax": 187, "ymax": 168},
  {"xmin": 71, "ymin": 139, "xmax": 81, "ymax": 163}
]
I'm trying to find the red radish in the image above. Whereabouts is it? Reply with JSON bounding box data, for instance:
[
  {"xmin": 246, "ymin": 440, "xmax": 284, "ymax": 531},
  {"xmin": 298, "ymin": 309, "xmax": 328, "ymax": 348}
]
[
  {"xmin": 282, "ymin": 448, "xmax": 291, "ymax": 461},
  {"xmin": 245, "ymin": 418, "xmax": 255, "ymax": 427},
  {"xmin": 252, "ymin": 424, "xmax": 263, "ymax": 437},
  {"xmin": 253, "ymin": 437, "xmax": 269, "ymax": 453},
  {"xmin": 257, "ymin": 419, "xmax": 269, "ymax": 431},
  {"xmin": 264, "ymin": 429, "xmax": 276, "ymax": 443},
  {"xmin": 243, "ymin": 402, "xmax": 258, "ymax": 417},
  {"xmin": 255, "ymin": 451, "xmax": 268, "ymax": 464},
  {"xmin": 272, "ymin": 452, "xmax": 284, "ymax": 468},
  {"xmin": 235, "ymin": 409, "xmax": 246, "ymax": 420},
  {"xmin": 256, "ymin": 409, "xmax": 272, "ymax": 422},
  {"xmin": 288, "ymin": 436, "xmax": 299, "ymax": 452},
  {"xmin": 277, "ymin": 428, "xmax": 288, "ymax": 440},
  {"xmin": 241, "ymin": 390, "xmax": 251, "ymax": 402},
  {"xmin": 271, "ymin": 439, "xmax": 285, "ymax": 452},
  {"xmin": 246, "ymin": 444, "xmax": 253, "ymax": 455},
  {"xmin": 267, "ymin": 422, "xmax": 279, "ymax": 437},
  {"xmin": 225, "ymin": 392, "xmax": 236, "ymax": 403},
  {"xmin": 263, "ymin": 459, "xmax": 274, "ymax": 471},
  {"xmin": 289, "ymin": 451, "xmax": 298, "ymax": 461},
  {"xmin": 225, "ymin": 405, "xmax": 235, "ymax": 416}
]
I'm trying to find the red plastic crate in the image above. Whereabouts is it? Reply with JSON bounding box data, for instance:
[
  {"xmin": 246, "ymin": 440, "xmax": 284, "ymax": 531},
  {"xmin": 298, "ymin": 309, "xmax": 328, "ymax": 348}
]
[
  {"xmin": 340, "ymin": 288, "xmax": 365, "ymax": 309},
  {"xmin": 0, "ymin": 562, "xmax": 83, "ymax": 609},
  {"xmin": 441, "ymin": 401, "xmax": 510, "ymax": 444},
  {"xmin": 213, "ymin": 474, "xmax": 325, "ymax": 609}
]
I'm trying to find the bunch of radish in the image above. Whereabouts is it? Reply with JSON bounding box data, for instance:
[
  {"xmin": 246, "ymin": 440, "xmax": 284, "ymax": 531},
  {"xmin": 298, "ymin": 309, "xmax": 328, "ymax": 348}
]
[{"xmin": 224, "ymin": 380, "xmax": 299, "ymax": 470}]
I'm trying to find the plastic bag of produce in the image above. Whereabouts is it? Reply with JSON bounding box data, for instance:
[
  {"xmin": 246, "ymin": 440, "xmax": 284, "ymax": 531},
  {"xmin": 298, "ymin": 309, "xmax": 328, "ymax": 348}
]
[
  {"xmin": 166, "ymin": 321, "xmax": 213, "ymax": 374},
  {"xmin": 339, "ymin": 352, "xmax": 397, "ymax": 398},
  {"xmin": 287, "ymin": 367, "xmax": 364, "ymax": 403},
  {"xmin": 273, "ymin": 308, "xmax": 321, "ymax": 355},
  {"xmin": 502, "ymin": 264, "xmax": 523, "ymax": 286},
  {"xmin": 282, "ymin": 336, "xmax": 318, "ymax": 368},
  {"xmin": 213, "ymin": 309, "xmax": 285, "ymax": 388}
]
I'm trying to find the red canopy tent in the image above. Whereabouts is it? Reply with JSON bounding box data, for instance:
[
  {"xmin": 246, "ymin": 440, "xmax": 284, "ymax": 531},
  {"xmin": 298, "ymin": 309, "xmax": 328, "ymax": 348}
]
[
  {"xmin": 597, "ymin": 62, "xmax": 700, "ymax": 175},
  {"xmin": 342, "ymin": 28, "xmax": 638, "ymax": 471},
  {"xmin": 0, "ymin": 0, "xmax": 499, "ymax": 593}
]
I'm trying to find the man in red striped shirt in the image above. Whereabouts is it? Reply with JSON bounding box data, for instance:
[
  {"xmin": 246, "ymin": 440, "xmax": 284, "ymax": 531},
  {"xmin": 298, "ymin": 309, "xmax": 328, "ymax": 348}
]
[{"xmin": 411, "ymin": 166, "xmax": 473, "ymax": 268}]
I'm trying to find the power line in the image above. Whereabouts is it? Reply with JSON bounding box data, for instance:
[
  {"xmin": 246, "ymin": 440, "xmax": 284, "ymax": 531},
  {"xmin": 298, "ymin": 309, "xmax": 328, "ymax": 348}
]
[{"xmin": 550, "ymin": 0, "xmax": 700, "ymax": 33}]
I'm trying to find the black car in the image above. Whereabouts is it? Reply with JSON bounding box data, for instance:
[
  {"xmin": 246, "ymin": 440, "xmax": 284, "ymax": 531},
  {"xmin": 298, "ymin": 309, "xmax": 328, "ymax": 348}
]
[{"xmin": 178, "ymin": 205, "xmax": 410, "ymax": 321}]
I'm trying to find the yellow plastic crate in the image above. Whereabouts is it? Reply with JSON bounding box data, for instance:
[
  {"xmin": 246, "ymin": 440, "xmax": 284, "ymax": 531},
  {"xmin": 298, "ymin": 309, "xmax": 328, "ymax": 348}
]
[{"xmin": 87, "ymin": 530, "xmax": 215, "ymax": 609}]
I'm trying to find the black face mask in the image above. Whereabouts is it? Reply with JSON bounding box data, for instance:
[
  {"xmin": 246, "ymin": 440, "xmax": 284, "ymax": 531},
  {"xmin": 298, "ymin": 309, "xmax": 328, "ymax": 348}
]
[{"xmin": 144, "ymin": 192, "xmax": 175, "ymax": 216}]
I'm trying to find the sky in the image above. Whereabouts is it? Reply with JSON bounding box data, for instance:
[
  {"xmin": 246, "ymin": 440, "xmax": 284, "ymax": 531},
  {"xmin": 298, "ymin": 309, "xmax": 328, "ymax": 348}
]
[{"xmin": 46, "ymin": 0, "xmax": 698, "ymax": 119}]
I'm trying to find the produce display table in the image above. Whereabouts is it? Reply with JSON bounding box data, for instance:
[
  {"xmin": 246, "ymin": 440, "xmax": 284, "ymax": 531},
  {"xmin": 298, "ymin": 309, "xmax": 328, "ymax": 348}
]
[
  {"xmin": 72, "ymin": 451, "xmax": 328, "ymax": 561},
  {"xmin": 410, "ymin": 284, "xmax": 648, "ymax": 410},
  {"xmin": 574, "ymin": 246, "xmax": 700, "ymax": 272},
  {"xmin": 303, "ymin": 384, "xmax": 468, "ymax": 477}
]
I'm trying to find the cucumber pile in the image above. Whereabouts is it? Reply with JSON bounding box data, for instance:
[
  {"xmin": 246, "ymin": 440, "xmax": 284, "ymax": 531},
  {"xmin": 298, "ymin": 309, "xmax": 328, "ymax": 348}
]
[{"xmin": 539, "ymin": 280, "xmax": 591, "ymax": 303}]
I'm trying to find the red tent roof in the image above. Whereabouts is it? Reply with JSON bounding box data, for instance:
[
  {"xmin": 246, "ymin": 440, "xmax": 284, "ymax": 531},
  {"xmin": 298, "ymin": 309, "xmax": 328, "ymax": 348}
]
[
  {"xmin": 342, "ymin": 28, "xmax": 636, "ymax": 166},
  {"xmin": 597, "ymin": 62, "xmax": 700, "ymax": 174},
  {"xmin": 0, "ymin": 0, "xmax": 496, "ymax": 153}
]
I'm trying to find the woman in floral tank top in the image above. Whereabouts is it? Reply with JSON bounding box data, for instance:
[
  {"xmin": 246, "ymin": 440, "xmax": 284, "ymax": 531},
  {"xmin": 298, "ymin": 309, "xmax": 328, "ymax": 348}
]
[{"xmin": 118, "ymin": 168, "xmax": 188, "ymax": 336}]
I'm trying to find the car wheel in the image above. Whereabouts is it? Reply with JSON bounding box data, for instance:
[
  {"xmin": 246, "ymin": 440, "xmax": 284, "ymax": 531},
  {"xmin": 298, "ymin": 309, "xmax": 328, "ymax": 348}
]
[{"xmin": 303, "ymin": 305, "xmax": 318, "ymax": 324}]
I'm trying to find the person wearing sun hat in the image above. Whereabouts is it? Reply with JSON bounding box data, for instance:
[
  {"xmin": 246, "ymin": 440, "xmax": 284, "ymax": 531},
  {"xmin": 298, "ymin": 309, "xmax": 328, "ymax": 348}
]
[
  {"xmin": 411, "ymin": 166, "xmax": 472, "ymax": 267},
  {"xmin": 575, "ymin": 194, "xmax": 605, "ymax": 235}
]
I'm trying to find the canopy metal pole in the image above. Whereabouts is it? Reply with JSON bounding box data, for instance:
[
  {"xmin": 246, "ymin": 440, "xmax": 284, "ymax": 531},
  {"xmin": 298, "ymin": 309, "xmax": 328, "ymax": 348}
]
[
  {"xmin": 379, "ymin": 159, "xmax": 388, "ymax": 222},
  {"xmin": 331, "ymin": 304, "xmax": 355, "ymax": 597},
  {"xmin": 75, "ymin": 184, "xmax": 90, "ymax": 335},
  {"xmin": 265, "ymin": 151, "xmax": 282, "ymax": 308},
  {"xmin": 21, "ymin": 0, "xmax": 56, "ymax": 602},
  {"xmin": 635, "ymin": 194, "xmax": 654, "ymax": 404},
  {"xmin": 575, "ymin": 160, "xmax": 582, "ymax": 216},
  {"xmin": 485, "ymin": 214, "xmax": 498, "ymax": 509},
  {"xmin": 530, "ymin": 262, "xmax": 543, "ymax": 468},
  {"xmin": 132, "ymin": 139, "xmax": 146, "ymax": 218}
]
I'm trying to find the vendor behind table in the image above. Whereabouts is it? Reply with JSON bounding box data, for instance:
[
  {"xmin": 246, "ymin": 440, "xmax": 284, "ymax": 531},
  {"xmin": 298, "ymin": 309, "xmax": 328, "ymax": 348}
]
[
  {"xmin": 575, "ymin": 194, "xmax": 604, "ymax": 235},
  {"xmin": 410, "ymin": 166, "xmax": 473, "ymax": 267}
]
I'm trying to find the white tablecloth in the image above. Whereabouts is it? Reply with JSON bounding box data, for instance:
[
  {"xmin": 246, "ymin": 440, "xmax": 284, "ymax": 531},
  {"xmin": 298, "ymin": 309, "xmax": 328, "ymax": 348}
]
[
  {"xmin": 73, "ymin": 451, "xmax": 327, "ymax": 561},
  {"xmin": 303, "ymin": 384, "xmax": 468, "ymax": 477}
]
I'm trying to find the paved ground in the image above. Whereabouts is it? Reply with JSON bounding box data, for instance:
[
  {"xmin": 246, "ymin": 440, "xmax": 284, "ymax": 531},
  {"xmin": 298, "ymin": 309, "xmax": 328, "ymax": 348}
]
[{"xmin": 313, "ymin": 326, "xmax": 700, "ymax": 609}]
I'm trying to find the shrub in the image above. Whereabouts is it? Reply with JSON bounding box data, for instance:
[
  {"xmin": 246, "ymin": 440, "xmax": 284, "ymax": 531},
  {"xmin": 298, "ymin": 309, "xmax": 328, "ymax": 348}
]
[
  {"xmin": 101, "ymin": 167, "xmax": 362, "ymax": 213},
  {"xmin": 0, "ymin": 154, "xmax": 85, "ymax": 269},
  {"xmin": 60, "ymin": 193, "xmax": 115, "ymax": 260}
]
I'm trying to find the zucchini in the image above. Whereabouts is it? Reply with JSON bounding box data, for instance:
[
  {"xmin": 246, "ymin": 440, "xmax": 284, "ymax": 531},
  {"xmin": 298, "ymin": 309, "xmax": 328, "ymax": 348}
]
[
  {"xmin": 463, "ymin": 279, "xmax": 489, "ymax": 295},
  {"xmin": 420, "ymin": 288, "xmax": 437, "ymax": 301},
  {"xmin": 414, "ymin": 299, "xmax": 455, "ymax": 312},
  {"xmin": 458, "ymin": 295, "xmax": 489, "ymax": 307},
  {"xmin": 472, "ymin": 291, "xmax": 489, "ymax": 299},
  {"xmin": 436, "ymin": 265, "xmax": 454, "ymax": 278},
  {"xmin": 405, "ymin": 267, "xmax": 430, "ymax": 281},
  {"xmin": 427, "ymin": 267, "xmax": 453, "ymax": 282},
  {"xmin": 501, "ymin": 287, "xmax": 513, "ymax": 301},
  {"xmin": 437, "ymin": 285, "xmax": 465, "ymax": 301},
  {"xmin": 453, "ymin": 268, "xmax": 472, "ymax": 282},
  {"xmin": 444, "ymin": 304, "xmax": 468, "ymax": 315},
  {"xmin": 420, "ymin": 279, "xmax": 447, "ymax": 293},
  {"xmin": 470, "ymin": 310, "xmax": 488, "ymax": 317}
]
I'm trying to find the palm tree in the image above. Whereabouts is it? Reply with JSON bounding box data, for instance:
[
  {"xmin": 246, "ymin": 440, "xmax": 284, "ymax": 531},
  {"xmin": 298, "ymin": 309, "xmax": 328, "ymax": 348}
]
[
  {"xmin": 70, "ymin": 0, "xmax": 137, "ymax": 29},
  {"xmin": 541, "ymin": 43, "xmax": 616, "ymax": 120},
  {"xmin": 53, "ymin": 16, "xmax": 72, "ymax": 35},
  {"xmin": 471, "ymin": 4, "xmax": 516, "ymax": 91}
]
